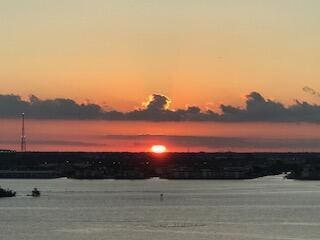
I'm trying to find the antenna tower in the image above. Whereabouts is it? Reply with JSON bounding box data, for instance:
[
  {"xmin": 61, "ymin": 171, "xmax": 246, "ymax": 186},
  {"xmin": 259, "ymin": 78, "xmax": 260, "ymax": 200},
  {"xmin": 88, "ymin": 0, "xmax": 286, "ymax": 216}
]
[{"xmin": 21, "ymin": 113, "xmax": 27, "ymax": 152}]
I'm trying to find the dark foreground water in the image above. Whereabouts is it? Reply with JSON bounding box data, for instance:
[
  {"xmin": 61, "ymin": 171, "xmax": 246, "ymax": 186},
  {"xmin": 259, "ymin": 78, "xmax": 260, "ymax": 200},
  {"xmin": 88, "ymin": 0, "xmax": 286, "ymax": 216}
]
[{"xmin": 0, "ymin": 176, "xmax": 320, "ymax": 240}]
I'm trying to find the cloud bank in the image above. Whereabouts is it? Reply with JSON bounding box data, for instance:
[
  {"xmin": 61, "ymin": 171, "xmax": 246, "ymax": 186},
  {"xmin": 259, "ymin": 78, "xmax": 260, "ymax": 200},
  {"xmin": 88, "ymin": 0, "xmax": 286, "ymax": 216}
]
[{"xmin": 1, "ymin": 92, "xmax": 320, "ymax": 122}]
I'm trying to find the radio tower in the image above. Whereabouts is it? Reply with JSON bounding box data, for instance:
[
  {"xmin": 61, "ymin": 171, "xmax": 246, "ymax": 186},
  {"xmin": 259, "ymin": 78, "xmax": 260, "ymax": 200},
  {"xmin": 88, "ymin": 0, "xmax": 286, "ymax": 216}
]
[{"xmin": 21, "ymin": 113, "xmax": 27, "ymax": 152}]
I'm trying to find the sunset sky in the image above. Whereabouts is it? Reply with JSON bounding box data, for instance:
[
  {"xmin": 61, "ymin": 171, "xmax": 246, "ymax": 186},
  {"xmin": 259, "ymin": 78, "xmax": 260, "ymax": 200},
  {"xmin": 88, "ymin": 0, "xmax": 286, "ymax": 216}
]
[
  {"xmin": 1, "ymin": 1, "xmax": 320, "ymax": 151},
  {"xmin": 1, "ymin": 0, "xmax": 320, "ymax": 111}
]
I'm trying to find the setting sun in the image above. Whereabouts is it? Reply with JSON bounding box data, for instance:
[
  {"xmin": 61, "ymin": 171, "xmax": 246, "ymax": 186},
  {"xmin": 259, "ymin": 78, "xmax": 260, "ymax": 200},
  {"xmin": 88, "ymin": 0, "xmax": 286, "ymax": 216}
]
[{"xmin": 151, "ymin": 145, "xmax": 167, "ymax": 154}]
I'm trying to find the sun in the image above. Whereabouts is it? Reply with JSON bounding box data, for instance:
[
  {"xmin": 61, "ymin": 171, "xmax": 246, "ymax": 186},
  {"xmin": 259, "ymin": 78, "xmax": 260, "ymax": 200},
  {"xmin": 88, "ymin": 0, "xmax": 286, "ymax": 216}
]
[{"xmin": 151, "ymin": 145, "xmax": 167, "ymax": 154}]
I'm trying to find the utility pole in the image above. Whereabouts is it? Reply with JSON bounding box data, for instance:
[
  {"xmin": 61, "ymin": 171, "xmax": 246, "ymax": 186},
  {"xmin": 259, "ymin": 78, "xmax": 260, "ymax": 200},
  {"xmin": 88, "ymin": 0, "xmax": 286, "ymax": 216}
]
[{"xmin": 21, "ymin": 113, "xmax": 26, "ymax": 152}]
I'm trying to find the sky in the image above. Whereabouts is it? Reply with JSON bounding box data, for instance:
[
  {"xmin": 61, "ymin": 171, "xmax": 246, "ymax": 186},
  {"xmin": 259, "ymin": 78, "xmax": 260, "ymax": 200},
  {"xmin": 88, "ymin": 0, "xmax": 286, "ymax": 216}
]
[
  {"xmin": 1, "ymin": 0, "xmax": 320, "ymax": 112},
  {"xmin": 2, "ymin": 120, "xmax": 320, "ymax": 152},
  {"xmin": 1, "ymin": 1, "xmax": 320, "ymax": 151}
]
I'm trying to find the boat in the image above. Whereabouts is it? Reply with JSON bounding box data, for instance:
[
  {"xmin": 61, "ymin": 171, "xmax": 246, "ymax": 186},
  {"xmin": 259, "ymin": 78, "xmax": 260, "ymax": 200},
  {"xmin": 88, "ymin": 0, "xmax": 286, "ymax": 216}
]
[
  {"xmin": 0, "ymin": 187, "xmax": 16, "ymax": 198},
  {"xmin": 31, "ymin": 188, "xmax": 40, "ymax": 197}
]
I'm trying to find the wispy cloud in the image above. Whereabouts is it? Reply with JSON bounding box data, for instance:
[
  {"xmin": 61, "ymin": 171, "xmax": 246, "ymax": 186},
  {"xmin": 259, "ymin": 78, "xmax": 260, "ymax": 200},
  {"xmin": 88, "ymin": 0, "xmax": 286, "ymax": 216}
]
[{"xmin": 303, "ymin": 86, "xmax": 320, "ymax": 98}]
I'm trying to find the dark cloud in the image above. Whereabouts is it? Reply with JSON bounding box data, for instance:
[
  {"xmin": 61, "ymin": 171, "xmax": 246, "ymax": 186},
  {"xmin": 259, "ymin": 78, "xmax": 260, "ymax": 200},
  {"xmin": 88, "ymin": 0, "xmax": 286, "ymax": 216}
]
[
  {"xmin": 1, "ymin": 91, "xmax": 320, "ymax": 122},
  {"xmin": 220, "ymin": 91, "xmax": 288, "ymax": 121},
  {"xmin": 0, "ymin": 94, "xmax": 107, "ymax": 119},
  {"xmin": 0, "ymin": 94, "xmax": 125, "ymax": 120},
  {"xmin": 126, "ymin": 94, "xmax": 177, "ymax": 121},
  {"xmin": 0, "ymin": 95, "xmax": 29, "ymax": 116},
  {"xmin": 145, "ymin": 94, "xmax": 171, "ymax": 111}
]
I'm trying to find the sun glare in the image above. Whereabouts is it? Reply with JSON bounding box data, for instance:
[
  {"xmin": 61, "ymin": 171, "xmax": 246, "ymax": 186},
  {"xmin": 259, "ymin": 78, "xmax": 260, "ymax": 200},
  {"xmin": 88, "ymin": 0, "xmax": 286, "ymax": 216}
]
[{"xmin": 151, "ymin": 145, "xmax": 167, "ymax": 154}]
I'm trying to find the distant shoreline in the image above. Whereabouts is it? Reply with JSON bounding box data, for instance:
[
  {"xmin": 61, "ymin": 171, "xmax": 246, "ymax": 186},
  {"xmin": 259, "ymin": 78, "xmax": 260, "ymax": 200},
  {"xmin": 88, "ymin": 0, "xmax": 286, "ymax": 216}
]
[{"xmin": 0, "ymin": 151, "xmax": 320, "ymax": 180}]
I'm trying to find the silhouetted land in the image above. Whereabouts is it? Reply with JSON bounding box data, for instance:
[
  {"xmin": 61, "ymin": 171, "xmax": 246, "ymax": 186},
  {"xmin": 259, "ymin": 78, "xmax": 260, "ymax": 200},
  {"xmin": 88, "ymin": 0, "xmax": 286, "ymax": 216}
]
[{"xmin": 0, "ymin": 151, "xmax": 320, "ymax": 180}]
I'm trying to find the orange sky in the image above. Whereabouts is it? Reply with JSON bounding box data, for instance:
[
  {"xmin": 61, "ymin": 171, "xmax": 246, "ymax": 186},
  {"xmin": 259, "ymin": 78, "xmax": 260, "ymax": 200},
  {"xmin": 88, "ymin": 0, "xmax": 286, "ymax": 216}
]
[
  {"xmin": 1, "ymin": 119, "xmax": 320, "ymax": 152},
  {"xmin": 1, "ymin": 1, "xmax": 320, "ymax": 111}
]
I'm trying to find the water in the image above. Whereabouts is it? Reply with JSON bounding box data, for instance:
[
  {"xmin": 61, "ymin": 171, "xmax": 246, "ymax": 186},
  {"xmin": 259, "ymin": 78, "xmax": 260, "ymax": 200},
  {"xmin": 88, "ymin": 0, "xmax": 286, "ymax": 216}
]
[{"xmin": 1, "ymin": 176, "xmax": 320, "ymax": 240}]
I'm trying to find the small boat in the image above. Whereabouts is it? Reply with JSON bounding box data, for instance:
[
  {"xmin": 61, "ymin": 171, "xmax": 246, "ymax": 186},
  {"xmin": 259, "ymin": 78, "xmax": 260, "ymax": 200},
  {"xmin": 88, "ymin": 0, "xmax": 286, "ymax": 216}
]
[
  {"xmin": 0, "ymin": 187, "xmax": 16, "ymax": 198},
  {"xmin": 32, "ymin": 188, "xmax": 41, "ymax": 197}
]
